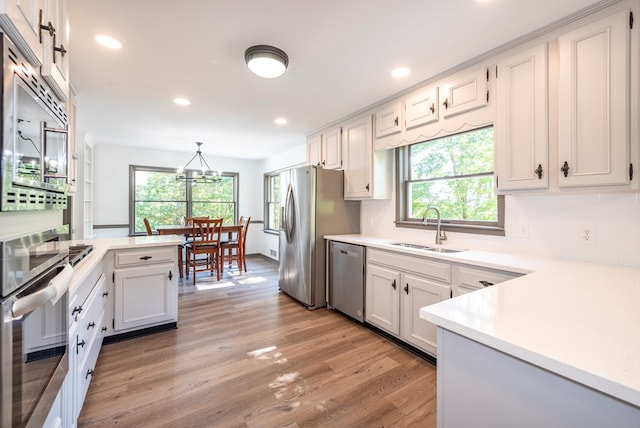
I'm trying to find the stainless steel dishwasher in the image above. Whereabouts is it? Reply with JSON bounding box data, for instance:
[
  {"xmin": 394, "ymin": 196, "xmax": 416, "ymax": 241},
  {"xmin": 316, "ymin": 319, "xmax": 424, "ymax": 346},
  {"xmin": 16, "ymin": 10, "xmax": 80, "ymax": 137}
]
[{"xmin": 329, "ymin": 241, "xmax": 365, "ymax": 323}]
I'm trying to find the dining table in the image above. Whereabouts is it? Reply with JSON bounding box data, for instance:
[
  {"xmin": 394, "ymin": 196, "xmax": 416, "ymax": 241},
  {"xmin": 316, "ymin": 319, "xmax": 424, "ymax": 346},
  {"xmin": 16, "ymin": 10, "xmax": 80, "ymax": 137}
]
[{"xmin": 155, "ymin": 223, "xmax": 243, "ymax": 279}]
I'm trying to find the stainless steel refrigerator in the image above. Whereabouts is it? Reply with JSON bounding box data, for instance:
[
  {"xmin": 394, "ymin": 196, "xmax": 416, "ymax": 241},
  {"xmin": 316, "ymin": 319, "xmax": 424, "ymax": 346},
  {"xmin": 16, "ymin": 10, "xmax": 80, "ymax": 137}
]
[{"xmin": 278, "ymin": 166, "xmax": 361, "ymax": 309}]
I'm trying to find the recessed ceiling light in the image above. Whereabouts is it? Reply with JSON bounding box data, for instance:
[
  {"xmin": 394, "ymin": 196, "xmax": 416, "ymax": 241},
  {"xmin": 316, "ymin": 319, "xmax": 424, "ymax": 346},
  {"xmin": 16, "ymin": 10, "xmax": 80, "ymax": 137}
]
[
  {"xmin": 274, "ymin": 118, "xmax": 287, "ymax": 125},
  {"xmin": 95, "ymin": 34, "xmax": 122, "ymax": 49},
  {"xmin": 173, "ymin": 97, "xmax": 191, "ymax": 106},
  {"xmin": 391, "ymin": 67, "xmax": 410, "ymax": 78}
]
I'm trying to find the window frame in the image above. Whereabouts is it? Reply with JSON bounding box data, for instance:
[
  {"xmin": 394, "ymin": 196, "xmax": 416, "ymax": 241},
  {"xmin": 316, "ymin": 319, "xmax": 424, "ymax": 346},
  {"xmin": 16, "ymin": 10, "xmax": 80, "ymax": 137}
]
[
  {"xmin": 395, "ymin": 127, "xmax": 505, "ymax": 236},
  {"xmin": 129, "ymin": 165, "xmax": 239, "ymax": 235},
  {"xmin": 263, "ymin": 169, "xmax": 281, "ymax": 235}
]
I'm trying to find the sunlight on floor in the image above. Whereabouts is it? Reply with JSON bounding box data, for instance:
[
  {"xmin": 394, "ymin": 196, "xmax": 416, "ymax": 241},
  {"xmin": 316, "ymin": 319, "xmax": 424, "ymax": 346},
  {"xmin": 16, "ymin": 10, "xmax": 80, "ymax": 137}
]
[{"xmin": 195, "ymin": 280, "xmax": 235, "ymax": 291}]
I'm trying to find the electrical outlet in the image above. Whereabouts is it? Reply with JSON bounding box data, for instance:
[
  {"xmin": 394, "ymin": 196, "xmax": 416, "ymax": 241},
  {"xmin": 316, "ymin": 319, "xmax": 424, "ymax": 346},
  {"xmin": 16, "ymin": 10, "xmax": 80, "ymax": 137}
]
[
  {"xmin": 514, "ymin": 223, "xmax": 529, "ymax": 239},
  {"xmin": 581, "ymin": 226, "xmax": 597, "ymax": 244},
  {"xmin": 270, "ymin": 249, "xmax": 277, "ymax": 257}
]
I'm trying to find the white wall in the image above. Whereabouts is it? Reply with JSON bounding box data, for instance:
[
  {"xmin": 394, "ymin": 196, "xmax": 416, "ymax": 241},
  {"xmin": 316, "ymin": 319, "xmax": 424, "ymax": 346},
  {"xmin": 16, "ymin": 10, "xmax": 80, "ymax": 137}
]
[
  {"xmin": 257, "ymin": 144, "xmax": 306, "ymax": 260},
  {"xmin": 92, "ymin": 144, "xmax": 264, "ymax": 254}
]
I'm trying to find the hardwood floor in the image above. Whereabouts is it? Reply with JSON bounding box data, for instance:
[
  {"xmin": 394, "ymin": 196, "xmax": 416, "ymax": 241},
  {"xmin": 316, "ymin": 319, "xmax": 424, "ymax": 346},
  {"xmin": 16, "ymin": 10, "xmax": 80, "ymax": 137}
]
[{"xmin": 78, "ymin": 255, "xmax": 437, "ymax": 427}]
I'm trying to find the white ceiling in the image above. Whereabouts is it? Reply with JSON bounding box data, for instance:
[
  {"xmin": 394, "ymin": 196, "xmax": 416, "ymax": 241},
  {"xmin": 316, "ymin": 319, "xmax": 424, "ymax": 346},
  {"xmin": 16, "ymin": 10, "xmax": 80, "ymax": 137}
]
[{"xmin": 68, "ymin": 0, "xmax": 608, "ymax": 160}]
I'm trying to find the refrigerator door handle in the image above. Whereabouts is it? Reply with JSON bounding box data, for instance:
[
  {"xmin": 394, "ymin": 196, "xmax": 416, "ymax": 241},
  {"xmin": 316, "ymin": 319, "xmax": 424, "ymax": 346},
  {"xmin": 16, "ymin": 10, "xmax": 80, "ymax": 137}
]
[{"xmin": 285, "ymin": 184, "xmax": 295, "ymax": 243}]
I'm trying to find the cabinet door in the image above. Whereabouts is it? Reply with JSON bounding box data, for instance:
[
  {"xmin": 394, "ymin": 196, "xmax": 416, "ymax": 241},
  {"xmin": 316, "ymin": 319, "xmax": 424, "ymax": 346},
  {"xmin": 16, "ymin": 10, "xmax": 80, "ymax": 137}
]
[
  {"xmin": 41, "ymin": 0, "xmax": 69, "ymax": 101},
  {"xmin": 401, "ymin": 273, "xmax": 450, "ymax": 355},
  {"xmin": 343, "ymin": 115, "xmax": 373, "ymax": 198},
  {"xmin": 405, "ymin": 86, "xmax": 439, "ymax": 130},
  {"xmin": 113, "ymin": 263, "xmax": 177, "ymax": 331},
  {"xmin": 365, "ymin": 264, "xmax": 400, "ymax": 335},
  {"xmin": 307, "ymin": 133, "xmax": 321, "ymax": 166},
  {"xmin": 322, "ymin": 127, "xmax": 342, "ymax": 169},
  {"xmin": 375, "ymin": 102, "xmax": 402, "ymax": 138},
  {"xmin": 496, "ymin": 44, "xmax": 548, "ymax": 191},
  {"xmin": 0, "ymin": 0, "xmax": 45, "ymax": 66},
  {"xmin": 558, "ymin": 10, "xmax": 631, "ymax": 187},
  {"xmin": 441, "ymin": 67, "xmax": 489, "ymax": 118}
]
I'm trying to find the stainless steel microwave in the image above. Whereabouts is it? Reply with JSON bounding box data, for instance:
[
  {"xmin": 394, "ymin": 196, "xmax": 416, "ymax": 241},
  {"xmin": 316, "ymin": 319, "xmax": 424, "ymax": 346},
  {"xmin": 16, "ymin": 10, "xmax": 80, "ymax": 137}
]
[{"xmin": 0, "ymin": 33, "xmax": 68, "ymax": 211}]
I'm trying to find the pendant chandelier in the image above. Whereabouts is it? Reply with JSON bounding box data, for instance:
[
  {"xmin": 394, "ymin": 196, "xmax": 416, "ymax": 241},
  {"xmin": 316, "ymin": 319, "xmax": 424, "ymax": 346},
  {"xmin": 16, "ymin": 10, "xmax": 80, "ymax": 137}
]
[{"xmin": 176, "ymin": 142, "xmax": 222, "ymax": 183}]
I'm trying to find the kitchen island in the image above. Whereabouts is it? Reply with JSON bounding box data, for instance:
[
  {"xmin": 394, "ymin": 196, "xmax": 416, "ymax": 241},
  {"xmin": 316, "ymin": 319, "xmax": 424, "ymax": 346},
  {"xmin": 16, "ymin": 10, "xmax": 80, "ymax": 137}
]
[{"xmin": 420, "ymin": 260, "xmax": 640, "ymax": 427}]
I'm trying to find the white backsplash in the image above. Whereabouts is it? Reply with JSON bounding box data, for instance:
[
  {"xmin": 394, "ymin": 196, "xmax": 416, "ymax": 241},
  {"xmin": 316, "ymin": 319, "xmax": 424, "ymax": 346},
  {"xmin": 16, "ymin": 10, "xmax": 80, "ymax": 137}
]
[{"xmin": 362, "ymin": 191, "xmax": 640, "ymax": 268}]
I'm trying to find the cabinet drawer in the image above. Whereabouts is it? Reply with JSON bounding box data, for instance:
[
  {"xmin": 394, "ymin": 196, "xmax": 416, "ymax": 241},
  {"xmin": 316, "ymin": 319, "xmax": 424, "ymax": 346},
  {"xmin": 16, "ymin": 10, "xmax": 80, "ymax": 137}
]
[
  {"xmin": 115, "ymin": 247, "xmax": 175, "ymax": 268},
  {"xmin": 76, "ymin": 325, "xmax": 103, "ymax": 407},
  {"xmin": 368, "ymin": 248, "xmax": 451, "ymax": 283},
  {"xmin": 77, "ymin": 274, "xmax": 106, "ymax": 365},
  {"xmin": 456, "ymin": 265, "xmax": 521, "ymax": 294}
]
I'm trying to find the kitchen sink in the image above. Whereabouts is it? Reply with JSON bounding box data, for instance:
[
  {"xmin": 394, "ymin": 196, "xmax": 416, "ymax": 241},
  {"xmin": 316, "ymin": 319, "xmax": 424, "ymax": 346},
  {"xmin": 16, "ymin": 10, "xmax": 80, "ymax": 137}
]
[{"xmin": 390, "ymin": 242, "xmax": 464, "ymax": 253}]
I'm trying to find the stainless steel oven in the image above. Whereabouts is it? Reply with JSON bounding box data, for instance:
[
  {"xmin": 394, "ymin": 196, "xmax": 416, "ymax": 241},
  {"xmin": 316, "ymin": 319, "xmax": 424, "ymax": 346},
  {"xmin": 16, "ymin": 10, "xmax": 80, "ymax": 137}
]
[
  {"xmin": 0, "ymin": 33, "xmax": 68, "ymax": 211},
  {"xmin": 1, "ymin": 227, "xmax": 72, "ymax": 427}
]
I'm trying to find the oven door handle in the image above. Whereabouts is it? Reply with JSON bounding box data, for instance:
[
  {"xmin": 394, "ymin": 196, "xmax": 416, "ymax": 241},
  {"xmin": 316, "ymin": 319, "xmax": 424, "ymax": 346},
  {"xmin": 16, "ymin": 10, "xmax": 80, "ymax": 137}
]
[{"xmin": 12, "ymin": 264, "xmax": 73, "ymax": 318}]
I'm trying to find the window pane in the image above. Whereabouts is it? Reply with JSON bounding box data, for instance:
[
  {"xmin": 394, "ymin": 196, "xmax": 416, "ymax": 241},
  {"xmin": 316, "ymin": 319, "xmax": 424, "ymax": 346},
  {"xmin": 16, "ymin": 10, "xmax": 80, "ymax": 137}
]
[
  {"xmin": 192, "ymin": 176, "xmax": 234, "ymax": 201},
  {"xmin": 268, "ymin": 202, "xmax": 280, "ymax": 230},
  {"xmin": 135, "ymin": 170, "xmax": 185, "ymax": 200},
  {"xmin": 410, "ymin": 127, "xmax": 494, "ymax": 179},
  {"xmin": 192, "ymin": 202, "xmax": 235, "ymax": 224},
  {"xmin": 408, "ymin": 175, "xmax": 497, "ymax": 221},
  {"xmin": 134, "ymin": 201, "xmax": 187, "ymax": 233},
  {"xmin": 134, "ymin": 170, "xmax": 187, "ymax": 233}
]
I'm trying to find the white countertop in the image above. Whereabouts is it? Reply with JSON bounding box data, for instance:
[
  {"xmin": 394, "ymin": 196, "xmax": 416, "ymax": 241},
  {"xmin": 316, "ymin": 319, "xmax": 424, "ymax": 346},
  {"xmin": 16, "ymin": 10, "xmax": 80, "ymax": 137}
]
[
  {"xmin": 69, "ymin": 235, "xmax": 182, "ymax": 292},
  {"xmin": 325, "ymin": 234, "xmax": 640, "ymax": 408}
]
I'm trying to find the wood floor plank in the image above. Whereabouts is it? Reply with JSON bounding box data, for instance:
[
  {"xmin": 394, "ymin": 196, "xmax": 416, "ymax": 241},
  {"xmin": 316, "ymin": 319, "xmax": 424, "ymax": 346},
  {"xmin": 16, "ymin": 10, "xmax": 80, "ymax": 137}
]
[{"xmin": 78, "ymin": 255, "xmax": 437, "ymax": 427}]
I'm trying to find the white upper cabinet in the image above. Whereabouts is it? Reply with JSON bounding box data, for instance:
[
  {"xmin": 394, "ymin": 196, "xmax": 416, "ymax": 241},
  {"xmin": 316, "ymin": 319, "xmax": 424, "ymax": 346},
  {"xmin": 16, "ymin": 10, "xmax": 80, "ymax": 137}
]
[
  {"xmin": 495, "ymin": 43, "xmax": 549, "ymax": 191},
  {"xmin": 0, "ymin": 0, "xmax": 69, "ymax": 101},
  {"xmin": 440, "ymin": 67, "xmax": 489, "ymax": 118},
  {"xmin": 405, "ymin": 86, "xmax": 439, "ymax": 130},
  {"xmin": 374, "ymin": 101, "xmax": 402, "ymax": 138},
  {"xmin": 0, "ymin": 0, "xmax": 45, "ymax": 66},
  {"xmin": 558, "ymin": 10, "xmax": 632, "ymax": 188},
  {"xmin": 343, "ymin": 114, "xmax": 392, "ymax": 200},
  {"xmin": 306, "ymin": 126, "xmax": 342, "ymax": 169},
  {"xmin": 342, "ymin": 115, "xmax": 372, "ymax": 198},
  {"xmin": 41, "ymin": 0, "xmax": 69, "ymax": 102}
]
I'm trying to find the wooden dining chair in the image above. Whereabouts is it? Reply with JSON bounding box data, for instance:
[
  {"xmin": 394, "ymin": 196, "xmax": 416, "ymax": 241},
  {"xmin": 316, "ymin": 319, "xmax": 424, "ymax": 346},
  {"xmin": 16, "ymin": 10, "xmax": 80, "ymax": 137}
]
[
  {"xmin": 143, "ymin": 218, "xmax": 153, "ymax": 236},
  {"xmin": 145, "ymin": 218, "xmax": 184, "ymax": 279},
  {"xmin": 221, "ymin": 216, "xmax": 251, "ymax": 273},
  {"xmin": 184, "ymin": 217, "xmax": 223, "ymax": 285}
]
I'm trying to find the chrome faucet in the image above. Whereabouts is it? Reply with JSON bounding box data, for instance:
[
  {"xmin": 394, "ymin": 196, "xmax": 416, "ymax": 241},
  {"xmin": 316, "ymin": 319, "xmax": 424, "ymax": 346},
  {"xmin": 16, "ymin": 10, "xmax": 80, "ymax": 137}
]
[{"xmin": 422, "ymin": 207, "xmax": 447, "ymax": 245}]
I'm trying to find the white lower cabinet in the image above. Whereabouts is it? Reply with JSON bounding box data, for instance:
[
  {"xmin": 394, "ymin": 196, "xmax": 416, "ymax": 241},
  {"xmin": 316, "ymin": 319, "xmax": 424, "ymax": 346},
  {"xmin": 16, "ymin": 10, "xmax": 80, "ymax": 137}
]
[
  {"xmin": 68, "ymin": 262, "xmax": 109, "ymax": 427},
  {"xmin": 112, "ymin": 246, "xmax": 178, "ymax": 333},
  {"xmin": 366, "ymin": 249, "xmax": 451, "ymax": 356},
  {"xmin": 454, "ymin": 264, "xmax": 522, "ymax": 296}
]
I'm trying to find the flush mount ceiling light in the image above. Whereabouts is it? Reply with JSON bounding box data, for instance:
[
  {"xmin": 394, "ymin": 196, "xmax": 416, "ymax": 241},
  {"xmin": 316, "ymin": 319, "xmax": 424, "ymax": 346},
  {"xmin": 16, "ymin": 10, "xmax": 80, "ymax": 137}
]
[
  {"xmin": 391, "ymin": 67, "xmax": 410, "ymax": 78},
  {"xmin": 274, "ymin": 117, "xmax": 287, "ymax": 125},
  {"xmin": 176, "ymin": 142, "xmax": 222, "ymax": 183},
  {"xmin": 245, "ymin": 45, "xmax": 289, "ymax": 78}
]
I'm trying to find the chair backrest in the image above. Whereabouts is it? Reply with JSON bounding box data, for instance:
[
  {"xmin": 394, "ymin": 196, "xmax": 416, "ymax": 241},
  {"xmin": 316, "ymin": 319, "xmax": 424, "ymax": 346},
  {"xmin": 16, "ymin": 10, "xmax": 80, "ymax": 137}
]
[
  {"xmin": 143, "ymin": 218, "xmax": 153, "ymax": 236},
  {"xmin": 191, "ymin": 218, "xmax": 223, "ymax": 248},
  {"xmin": 184, "ymin": 216, "xmax": 209, "ymax": 226},
  {"xmin": 241, "ymin": 216, "xmax": 251, "ymax": 247}
]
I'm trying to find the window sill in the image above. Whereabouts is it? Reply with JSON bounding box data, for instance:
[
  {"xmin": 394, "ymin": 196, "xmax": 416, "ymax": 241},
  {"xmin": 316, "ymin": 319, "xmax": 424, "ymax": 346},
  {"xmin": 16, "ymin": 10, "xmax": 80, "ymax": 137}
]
[
  {"xmin": 395, "ymin": 220, "xmax": 505, "ymax": 237},
  {"xmin": 263, "ymin": 229, "xmax": 279, "ymax": 236}
]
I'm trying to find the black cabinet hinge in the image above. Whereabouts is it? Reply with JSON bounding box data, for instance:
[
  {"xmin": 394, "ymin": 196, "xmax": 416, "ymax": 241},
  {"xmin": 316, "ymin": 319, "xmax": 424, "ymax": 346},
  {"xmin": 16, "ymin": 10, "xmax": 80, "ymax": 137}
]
[
  {"xmin": 486, "ymin": 68, "xmax": 489, "ymax": 81},
  {"xmin": 630, "ymin": 11, "xmax": 634, "ymax": 29},
  {"xmin": 486, "ymin": 90, "xmax": 490, "ymax": 103},
  {"xmin": 630, "ymin": 163, "xmax": 634, "ymax": 181},
  {"xmin": 450, "ymin": 289, "xmax": 453, "ymax": 298},
  {"xmin": 112, "ymin": 272, "xmax": 115, "ymax": 282},
  {"xmin": 112, "ymin": 319, "xmax": 115, "ymax": 329},
  {"xmin": 495, "ymin": 65, "xmax": 498, "ymax": 79}
]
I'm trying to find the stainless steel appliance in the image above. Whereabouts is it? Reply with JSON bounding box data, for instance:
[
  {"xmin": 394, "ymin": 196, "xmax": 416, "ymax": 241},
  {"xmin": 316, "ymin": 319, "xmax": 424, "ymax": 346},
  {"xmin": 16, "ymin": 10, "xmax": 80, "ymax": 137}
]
[
  {"xmin": 278, "ymin": 166, "xmax": 360, "ymax": 309},
  {"xmin": 329, "ymin": 241, "xmax": 365, "ymax": 322},
  {"xmin": 1, "ymin": 228, "xmax": 73, "ymax": 427},
  {"xmin": 0, "ymin": 34, "xmax": 69, "ymax": 211}
]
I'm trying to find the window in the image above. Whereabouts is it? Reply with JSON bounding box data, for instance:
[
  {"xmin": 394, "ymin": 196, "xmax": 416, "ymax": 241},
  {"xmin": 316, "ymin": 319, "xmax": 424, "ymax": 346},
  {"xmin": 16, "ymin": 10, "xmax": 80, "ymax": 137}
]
[
  {"xmin": 397, "ymin": 126, "xmax": 504, "ymax": 235},
  {"xmin": 264, "ymin": 171, "xmax": 280, "ymax": 234},
  {"xmin": 130, "ymin": 166, "xmax": 238, "ymax": 235}
]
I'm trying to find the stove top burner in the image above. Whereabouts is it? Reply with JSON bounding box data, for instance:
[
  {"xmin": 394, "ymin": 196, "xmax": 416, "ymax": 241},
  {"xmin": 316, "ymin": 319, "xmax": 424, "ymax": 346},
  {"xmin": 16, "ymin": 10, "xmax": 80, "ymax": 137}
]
[{"xmin": 68, "ymin": 244, "xmax": 93, "ymax": 267}]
